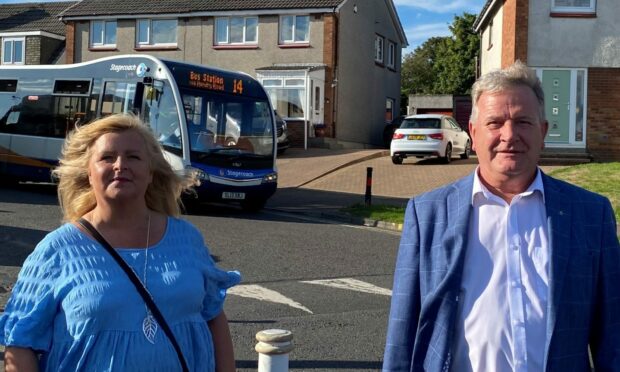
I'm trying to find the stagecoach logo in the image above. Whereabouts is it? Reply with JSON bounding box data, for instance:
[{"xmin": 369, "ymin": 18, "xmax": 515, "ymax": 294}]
[
  {"xmin": 110, "ymin": 64, "xmax": 137, "ymax": 73},
  {"xmin": 136, "ymin": 63, "xmax": 148, "ymax": 78}
]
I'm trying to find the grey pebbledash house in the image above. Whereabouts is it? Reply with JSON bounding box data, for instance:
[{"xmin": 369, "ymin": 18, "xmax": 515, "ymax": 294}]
[
  {"xmin": 56, "ymin": 0, "xmax": 408, "ymax": 148},
  {"xmin": 0, "ymin": 2, "xmax": 77, "ymax": 65}
]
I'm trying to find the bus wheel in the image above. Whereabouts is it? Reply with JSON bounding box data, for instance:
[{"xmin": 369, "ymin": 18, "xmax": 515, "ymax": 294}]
[{"xmin": 241, "ymin": 198, "xmax": 266, "ymax": 212}]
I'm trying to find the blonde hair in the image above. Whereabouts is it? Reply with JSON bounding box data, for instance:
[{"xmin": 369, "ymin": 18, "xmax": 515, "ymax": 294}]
[
  {"xmin": 470, "ymin": 60, "xmax": 545, "ymax": 123},
  {"xmin": 53, "ymin": 114, "xmax": 196, "ymax": 222}
]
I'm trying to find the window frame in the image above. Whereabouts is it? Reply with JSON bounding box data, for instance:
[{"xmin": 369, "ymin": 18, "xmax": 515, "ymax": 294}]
[
  {"xmin": 260, "ymin": 75, "xmax": 307, "ymax": 120},
  {"xmin": 214, "ymin": 16, "xmax": 259, "ymax": 45},
  {"xmin": 279, "ymin": 15, "xmax": 310, "ymax": 44},
  {"xmin": 375, "ymin": 35, "xmax": 384, "ymax": 64},
  {"xmin": 136, "ymin": 18, "xmax": 178, "ymax": 47},
  {"xmin": 2, "ymin": 37, "xmax": 25, "ymax": 65},
  {"xmin": 386, "ymin": 41, "xmax": 396, "ymax": 69},
  {"xmin": 90, "ymin": 20, "xmax": 117, "ymax": 48},
  {"xmin": 551, "ymin": 0, "xmax": 596, "ymax": 13}
]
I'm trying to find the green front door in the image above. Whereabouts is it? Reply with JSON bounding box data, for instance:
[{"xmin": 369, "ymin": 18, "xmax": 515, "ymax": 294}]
[{"xmin": 542, "ymin": 70, "xmax": 571, "ymax": 143}]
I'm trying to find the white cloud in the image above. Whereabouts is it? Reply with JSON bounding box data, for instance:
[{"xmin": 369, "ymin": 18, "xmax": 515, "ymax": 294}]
[
  {"xmin": 403, "ymin": 22, "xmax": 452, "ymax": 53},
  {"xmin": 393, "ymin": 0, "xmax": 482, "ymax": 13}
]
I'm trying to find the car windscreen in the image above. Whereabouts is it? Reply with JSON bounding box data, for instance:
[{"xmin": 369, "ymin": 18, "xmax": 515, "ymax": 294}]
[{"xmin": 400, "ymin": 118, "xmax": 441, "ymax": 129}]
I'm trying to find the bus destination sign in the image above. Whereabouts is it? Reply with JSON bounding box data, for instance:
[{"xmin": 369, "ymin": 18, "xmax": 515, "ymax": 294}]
[{"xmin": 188, "ymin": 71, "xmax": 244, "ymax": 94}]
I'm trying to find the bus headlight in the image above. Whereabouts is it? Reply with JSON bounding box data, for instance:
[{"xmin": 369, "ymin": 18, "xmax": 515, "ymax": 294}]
[
  {"xmin": 186, "ymin": 166, "xmax": 209, "ymax": 181},
  {"xmin": 262, "ymin": 172, "xmax": 278, "ymax": 183}
]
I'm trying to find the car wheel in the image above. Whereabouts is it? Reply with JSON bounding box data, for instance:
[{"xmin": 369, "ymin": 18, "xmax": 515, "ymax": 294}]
[
  {"xmin": 460, "ymin": 140, "xmax": 471, "ymax": 160},
  {"xmin": 443, "ymin": 144, "xmax": 452, "ymax": 164},
  {"xmin": 391, "ymin": 155, "xmax": 403, "ymax": 165}
]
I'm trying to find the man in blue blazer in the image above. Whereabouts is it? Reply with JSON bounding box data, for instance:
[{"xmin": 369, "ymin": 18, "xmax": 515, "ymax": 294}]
[{"xmin": 383, "ymin": 62, "xmax": 620, "ymax": 371}]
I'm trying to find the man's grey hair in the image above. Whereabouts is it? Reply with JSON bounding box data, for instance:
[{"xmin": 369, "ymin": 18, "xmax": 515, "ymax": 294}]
[{"xmin": 470, "ymin": 61, "xmax": 545, "ymax": 123}]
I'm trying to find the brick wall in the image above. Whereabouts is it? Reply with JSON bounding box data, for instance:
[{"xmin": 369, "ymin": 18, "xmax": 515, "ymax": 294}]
[
  {"xmin": 322, "ymin": 13, "xmax": 337, "ymax": 138},
  {"xmin": 501, "ymin": 0, "xmax": 529, "ymax": 67},
  {"xmin": 286, "ymin": 120, "xmax": 307, "ymax": 148},
  {"xmin": 587, "ymin": 68, "xmax": 620, "ymax": 161},
  {"xmin": 65, "ymin": 22, "xmax": 75, "ymax": 64}
]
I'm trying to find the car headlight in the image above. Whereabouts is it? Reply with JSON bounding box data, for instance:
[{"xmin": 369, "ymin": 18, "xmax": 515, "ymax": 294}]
[{"xmin": 262, "ymin": 172, "xmax": 278, "ymax": 183}]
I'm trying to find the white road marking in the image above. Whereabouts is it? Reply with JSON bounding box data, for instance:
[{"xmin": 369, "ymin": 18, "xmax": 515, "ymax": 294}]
[
  {"xmin": 228, "ymin": 284, "xmax": 314, "ymax": 314},
  {"xmin": 301, "ymin": 278, "xmax": 392, "ymax": 296}
]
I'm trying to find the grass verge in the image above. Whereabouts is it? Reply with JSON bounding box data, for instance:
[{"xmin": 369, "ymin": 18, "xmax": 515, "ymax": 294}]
[
  {"xmin": 343, "ymin": 162, "xmax": 620, "ymax": 227},
  {"xmin": 341, "ymin": 203, "xmax": 406, "ymax": 224}
]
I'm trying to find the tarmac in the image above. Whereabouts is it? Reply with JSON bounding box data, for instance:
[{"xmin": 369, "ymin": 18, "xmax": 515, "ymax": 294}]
[{"xmin": 269, "ymin": 147, "xmax": 568, "ymax": 231}]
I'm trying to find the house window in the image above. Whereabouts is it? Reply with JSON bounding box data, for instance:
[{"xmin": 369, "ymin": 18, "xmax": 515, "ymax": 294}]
[
  {"xmin": 261, "ymin": 76, "xmax": 306, "ymax": 119},
  {"xmin": 279, "ymin": 15, "xmax": 310, "ymax": 44},
  {"xmin": 137, "ymin": 19, "xmax": 177, "ymax": 46},
  {"xmin": 387, "ymin": 41, "xmax": 396, "ymax": 68},
  {"xmin": 386, "ymin": 98, "xmax": 394, "ymax": 122},
  {"xmin": 375, "ymin": 35, "xmax": 384, "ymax": 63},
  {"xmin": 215, "ymin": 16, "xmax": 258, "ymax": 45},
  {"xmin": 552, "ymin": 0, "xmax": 595, "ymax": 13},
  {"xmin": 90, "ymin": 20, "xmax": 117, "ymax": 47},
  {"xmin": 2, "ymin": 37, "xmax": 25, "ymax": 65}
]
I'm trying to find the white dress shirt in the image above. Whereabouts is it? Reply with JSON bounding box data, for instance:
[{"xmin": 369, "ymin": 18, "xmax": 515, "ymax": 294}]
[{"xmin": 452, "ymin": 168, "xmax": 550, "ymax": 372}]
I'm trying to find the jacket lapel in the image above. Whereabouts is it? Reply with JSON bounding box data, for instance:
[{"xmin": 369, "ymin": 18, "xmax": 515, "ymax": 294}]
[{"xmin": 542, "ymin": 173, "xmax": 572, "ymax": 367}]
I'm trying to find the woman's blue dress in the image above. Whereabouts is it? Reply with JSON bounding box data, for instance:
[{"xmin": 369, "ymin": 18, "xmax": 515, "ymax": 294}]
[{"xmin": 0, "ymin": 217, "xmax": 241, "ymax": 371}]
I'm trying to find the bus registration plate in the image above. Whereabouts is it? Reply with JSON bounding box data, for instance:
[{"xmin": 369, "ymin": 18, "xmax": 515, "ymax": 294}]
[{"xmin": 222, "ymin": 192, "xmax": 246, "ymax": 200}]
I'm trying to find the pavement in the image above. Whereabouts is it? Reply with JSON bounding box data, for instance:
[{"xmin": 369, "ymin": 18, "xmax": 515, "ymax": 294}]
[{"xmin": 268, "ymin": 147, "xmax": 568, "ymax": 230}]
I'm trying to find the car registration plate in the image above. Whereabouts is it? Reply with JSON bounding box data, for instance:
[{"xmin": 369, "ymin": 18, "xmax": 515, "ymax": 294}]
[
  {"xmin": 408, "ymin": 135, "xmax": 426, "ymax": 140},
  {"xmin": 222, "ymin": 192, "xmax": 246, "ymax": 200}
]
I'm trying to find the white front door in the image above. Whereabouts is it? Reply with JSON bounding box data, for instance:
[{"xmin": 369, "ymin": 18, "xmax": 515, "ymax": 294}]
[{"xmin": 310, "ymin": 79, "xmax": 324, "ymax": 126}]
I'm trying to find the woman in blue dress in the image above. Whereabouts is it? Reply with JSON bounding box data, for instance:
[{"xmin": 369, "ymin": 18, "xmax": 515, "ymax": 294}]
[{"xmin": 0, "ymin": 114, "xmax": 240, "ymax": 371}]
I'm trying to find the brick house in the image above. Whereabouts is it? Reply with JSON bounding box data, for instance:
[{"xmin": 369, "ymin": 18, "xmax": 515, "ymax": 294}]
[
  {"xmin": 57, "ymin": 0, "xmax": 407, "ymax": 148},
  {"xmin": 0, "ymin": 2, "xmax": 76, "ymax": 65},
  {"xmin": 474, "ymin": 0, "xmax": 620, "ymax": 161}
]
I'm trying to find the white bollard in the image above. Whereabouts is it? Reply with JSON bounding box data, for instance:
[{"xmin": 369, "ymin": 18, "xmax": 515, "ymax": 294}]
[{"xmin": 255, "ymin": 329, "xmax": 294, "ymax": 372}]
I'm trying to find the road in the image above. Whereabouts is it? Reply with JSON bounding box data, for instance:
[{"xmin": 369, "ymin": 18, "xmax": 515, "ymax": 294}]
[{"xmin": 0, "ymin": 183, "xmax": 401, "ymax": 371}]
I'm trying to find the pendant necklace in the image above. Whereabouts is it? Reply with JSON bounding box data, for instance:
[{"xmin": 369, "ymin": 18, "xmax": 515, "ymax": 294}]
[{"xmin": 141, "ymin": 213, "xmax": 158, "ymax": 344}]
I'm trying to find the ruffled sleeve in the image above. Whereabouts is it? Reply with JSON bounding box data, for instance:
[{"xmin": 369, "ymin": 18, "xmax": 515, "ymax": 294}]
[
  {"xmin": 183, "ymin": 221, "xmax": 241, "ymax": 321},
  {"xmin": 201, "ymin": 251, "xmax": 241, "ymax": 321},
  {"xmin": 0, "ymin": 236, "xmax": 61, "ymax": 351}
]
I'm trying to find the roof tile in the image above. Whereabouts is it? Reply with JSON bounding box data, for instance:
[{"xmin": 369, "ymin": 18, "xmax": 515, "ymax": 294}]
[
  {"xmin": 59, "ymin": 0, "xmax": 345, "ymax": 17},
  {"xmin": 0, "ymin": 2, "xmax": 78, "ymax": 35}
]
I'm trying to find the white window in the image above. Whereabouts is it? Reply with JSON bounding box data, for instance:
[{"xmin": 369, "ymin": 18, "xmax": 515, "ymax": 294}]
[
  {"xmin": 90, "ymin": 20, "xmax": 117, "ymax": 47},
  {"xmin": 215, "ymin": 16, "xmax": 258, "ymax": 45},
  {"xmin": 2, "ymin": 37, "xmax": 24, "ymax": 65},
  {"xmin": 387, "ymin": 41, "xmax": 396, "ymax": 68},
  {"xmin": 137, "ymin": 19, "xmax": 177, "ymax": 46},
  {"xmin": 375, "ymin": 35, "xmax": 384, "ymax": 63},
  {"xmin": 552, "ymin": 0, "xmax": 595, "ymax": 12},
  {"xmin": 261, "ymin": 76, "xmax": 306, "ymax": 119},
  {"xmin": 279, "ymin": 15, "xmax": 310, "ymax": 44}
]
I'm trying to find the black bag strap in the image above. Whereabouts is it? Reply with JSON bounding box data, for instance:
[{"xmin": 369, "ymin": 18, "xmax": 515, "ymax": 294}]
[{"xmin": 77, "ymin": 218, "xmax": 189, "ymax": 372}]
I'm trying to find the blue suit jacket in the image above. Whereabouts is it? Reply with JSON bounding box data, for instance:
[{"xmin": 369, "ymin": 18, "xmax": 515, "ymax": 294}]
[{"xmin": 383, "ymin": 172, "xmax": 620, "ymax": 371}]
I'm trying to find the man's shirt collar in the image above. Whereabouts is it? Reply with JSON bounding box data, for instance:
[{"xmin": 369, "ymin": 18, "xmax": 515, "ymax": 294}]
[{"xmin": 472, "ymin": 167, "xmax": 545, "ymax": 205}]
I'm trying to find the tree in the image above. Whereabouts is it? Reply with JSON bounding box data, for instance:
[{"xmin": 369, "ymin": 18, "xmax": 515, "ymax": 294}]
[
  {"xmin": 401, "ymin": 13, "xmax": 480, "ymax": 96},
  {"xmin": 401, "ymin": 37, "xmax": 446, "ymax": 96}
]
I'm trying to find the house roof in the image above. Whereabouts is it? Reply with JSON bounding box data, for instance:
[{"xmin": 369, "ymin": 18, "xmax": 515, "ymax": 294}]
[
  {"xmin": 59, "ymin": 0, "xmax": 346, "ymax": 18},
  {"xmin": 473, "ymin": 0, "xmax": 498, "ymax": 32},
  {"xmin": 0, "ymin": 1, "xmax": 77, "ymax": 35}
]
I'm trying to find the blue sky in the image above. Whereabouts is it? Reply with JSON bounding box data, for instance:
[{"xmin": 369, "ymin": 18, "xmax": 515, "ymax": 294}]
[
  {"xmin": 1, "ymin": 0, "xmax": 487, "ymax": 57},
  {"xmin": 394, "ymin": 0, "xmax": 487, "ymax": 55}
]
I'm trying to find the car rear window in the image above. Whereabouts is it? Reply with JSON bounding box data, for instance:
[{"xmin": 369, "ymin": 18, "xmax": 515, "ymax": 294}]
[{"xmin": 400, "ymin": 118, "xmax": 441, "ymax": 129}]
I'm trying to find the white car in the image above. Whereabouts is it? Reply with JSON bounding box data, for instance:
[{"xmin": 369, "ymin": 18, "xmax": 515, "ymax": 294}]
[{"xmin": 390, "ymin": 114, "xmax": 471, "ymax": 164}]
